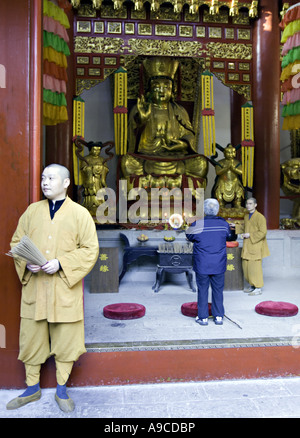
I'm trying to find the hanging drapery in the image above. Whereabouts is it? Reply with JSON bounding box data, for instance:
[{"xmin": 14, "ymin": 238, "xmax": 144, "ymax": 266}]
[
  {"xmin": 280, "ymin": 2, "xmax": 300, "ymax": 130},
  {"xmin": 201, "ymin": 71, "xmax": 216, "ymax": 157},
  {"xmin": 43, "ymin": 0, "xmax": 70, "ymax": 125},
  {"xmin": 113, "ymin": 67, "xmax": 128, "ymax": 155},
  {"xmin": 73, "ymin": 96, "xmax": 85, "ymax": 186},
  {"xmin": 241, "ymin": 102, "xmax": 255, "ymax": 188}
]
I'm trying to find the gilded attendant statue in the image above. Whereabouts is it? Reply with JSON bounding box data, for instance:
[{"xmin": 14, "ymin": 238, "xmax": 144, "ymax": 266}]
[
  {"xmin": 213, "ymin": 144, "xmax": 244, "ymax": 210},
  {"xmin": 80, "ymin": 144, "xmax": 109, "ymax": 217}
]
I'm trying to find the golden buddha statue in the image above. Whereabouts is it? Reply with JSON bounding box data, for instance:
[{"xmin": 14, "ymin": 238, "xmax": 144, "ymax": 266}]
[
  {"xmin": 120, "ymin": 57, "xmax": 208, "ymax": 199},
  {"xmin": 280, "ymin": 157, "xmax": 300, "ymax": 229},
  {"xmin": 212, "ymin": 144, "xmax": 245, "ymax": 217}
]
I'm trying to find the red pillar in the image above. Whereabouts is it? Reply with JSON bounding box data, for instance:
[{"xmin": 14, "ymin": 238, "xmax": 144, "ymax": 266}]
[
  {"xmin": 29, "ymin": 0, "xmax": 43, "ymax": 203},
  {"xmin": 0, "ymin": 0, "xmax": 42, "ymax": 387},
  {"xmin": 252, "ymin": 0, "xmax": 281, "ymax": 229}
]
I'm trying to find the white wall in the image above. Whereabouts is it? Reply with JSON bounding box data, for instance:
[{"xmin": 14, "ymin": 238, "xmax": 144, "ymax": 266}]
[
  {"xmin": 198, "ymin": 76, "xmax": 231, "ymax": 198},
  {"xmin": 81, "ymin": 80, "xmax": 117, "ymax": 191}
]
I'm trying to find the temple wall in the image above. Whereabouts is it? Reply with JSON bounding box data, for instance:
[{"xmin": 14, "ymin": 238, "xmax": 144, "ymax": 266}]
[
  {"xmin": 79, "ymin": 75, "xmax": 294, "ymax": 220},
  {"xmin": 81, "ymin": 79, "xmax": 118, "ymax": 192},
  {"xmin": 89, "ymin": 229, "xmax": 300, "ymax": 289}
]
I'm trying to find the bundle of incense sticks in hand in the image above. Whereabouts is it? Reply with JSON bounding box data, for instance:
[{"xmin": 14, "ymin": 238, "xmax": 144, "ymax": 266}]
[{"xmin": 6, "ymin": 235, "xmax": 47, "ymax": 266}]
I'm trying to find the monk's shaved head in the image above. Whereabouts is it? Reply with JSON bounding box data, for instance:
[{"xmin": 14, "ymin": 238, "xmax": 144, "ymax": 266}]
[
  {"xmin": 41, "ymin": 164, "xmax": 70, "ymax": 201},
  {"xmin": 44, "ymin": 164, "xmax": 70, "ymax": 181}
]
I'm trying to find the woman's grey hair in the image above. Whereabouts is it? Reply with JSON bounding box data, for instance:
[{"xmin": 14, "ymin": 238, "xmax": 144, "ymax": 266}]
[{"xmin": 204, "ymin": 198, "xmax": 220, "ymax": 216}]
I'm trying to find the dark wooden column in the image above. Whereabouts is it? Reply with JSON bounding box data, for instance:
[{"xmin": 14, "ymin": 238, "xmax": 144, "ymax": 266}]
[
  {"xmin": 230, "ymin": 89, "xmax": 247, "ymax": 151},
  {"xmin": 45, "ymin": 7, "xmax": 75, "ymax": 199},
  {"xmin": 252, "ymin": 0, "xmax": 281, "ymax": 229}
]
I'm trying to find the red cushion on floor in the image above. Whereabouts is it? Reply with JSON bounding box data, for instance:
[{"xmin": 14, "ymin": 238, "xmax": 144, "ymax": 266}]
[
  {"xmin": 181, "ymin": 302, "xmax": 212, "ymax": 317},
  {"xmin": 103, "ymin": 303, "xmax": 146, "ymax": 320},
  {"xmin": 226, "ymin": 241, "xmax": 239, "ymax": 247},
  {"xmin": 255, "ymin": 301, "xmax": 298, "ymax": 317}
]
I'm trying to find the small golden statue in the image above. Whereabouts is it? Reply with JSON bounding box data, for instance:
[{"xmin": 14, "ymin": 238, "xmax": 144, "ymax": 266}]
[
  {"xmin": 280, "ymin": 157, "xmax": 300, "ymax": 229},
  {"xmin": 74, "ymin": 138, "xmax": 114, "ymax": 218},
  {"xmin": 121, "ymin": 56, "xmax": 208, "ymax": 210},
  {"xmin": 211, "ymin": 144, "xmax": 246, "ymax": 218}
]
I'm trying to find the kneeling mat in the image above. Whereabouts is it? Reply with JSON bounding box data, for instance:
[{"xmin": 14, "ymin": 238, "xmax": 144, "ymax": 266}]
[
  {"xmin": 181, "ymin": 302, "xmax": 212, "ymax": 317},
  {"xmin": 103, "ymin": 303, "xmax": 146, "ymax": 320},
  {"xmin": 255, "ymin": 301, "xmax": 298, "ymax": 317}
]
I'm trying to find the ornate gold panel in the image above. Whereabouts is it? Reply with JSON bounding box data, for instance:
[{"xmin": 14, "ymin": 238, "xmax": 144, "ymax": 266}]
[
  {"xmin": 107, "ymin": 22, "xmax": 122, "ymax": 34},
  {"xmin": 196, "ymin": 26, "xmax": 206, "ymax": 37},
  {"xmin": 155, "ymin": 24, "xmax": 177, "ymax": 36},
  {"xmin": 179, "ymin": 26, "xmax": 193, "ymax": 37},
  {"xmin": 94, "ymin": 22, "xmax": 104, "ymax": 33},
  {"xmin": 88, "ymin": 68, "xmax": 101, "ymax": 75},
  {"xmin": 225, "ymin": 28, "xmax": 234, "ymax": 39},
  {"xmin": 138, "ymin": 24, "xmax": 152, "ymax": 35},
  {"xmin": 77, "ymin": 56, "xmax": 89, "ymax": 64},
  {"xmin": 237, "ymin": 29, "xmax": 251, "ymax": 40},
  {"xmin": 77, "ymin": 21, "xmax": 92, "ymax": 32},
  {"xmin": 125, "ymin": 23, "xmax": 135, "ymax": 34},
  {"xmin": 209, "ymin": 27, "xmax": 222, "ymax": 38}
]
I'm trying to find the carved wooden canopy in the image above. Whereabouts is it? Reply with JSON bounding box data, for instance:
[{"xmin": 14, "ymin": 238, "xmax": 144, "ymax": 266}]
[
  {"xmin": 73, "ymin": 1, "xmax": 259, "ymax": 99},
  {"xmin": 71, "ymin": 0, "xmax": 259, "ymax": 17}
]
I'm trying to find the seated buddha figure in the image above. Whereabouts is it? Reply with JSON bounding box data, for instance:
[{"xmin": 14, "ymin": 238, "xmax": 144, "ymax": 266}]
[{"xmin": 120, "ymin": 57, "xmax": 208, "ymax": 196}]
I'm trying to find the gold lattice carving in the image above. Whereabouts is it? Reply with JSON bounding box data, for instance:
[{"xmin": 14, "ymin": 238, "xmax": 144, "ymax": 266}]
[
  {"xmin": 128, "ymin": 38, "xmax": 206, "ymax": 57},
  {"xmin": 206, "ymin": 42, "xmax": 252, "ymax": 59},
  {"xmin": 74, "ymin": 36, "xmax": 124, "ymax": 53},
  {"xmin": 76, "ymin": 79, "xmax": 101, "ymax": 95},
  {"xmin": 214, "ymin": 72, "xmax": 251, "ymax": 99}
]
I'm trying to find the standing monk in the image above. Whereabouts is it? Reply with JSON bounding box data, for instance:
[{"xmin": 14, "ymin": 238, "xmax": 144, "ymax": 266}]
[
  {"xmin": 234, "ymin": 197, "xmax": 270, "ymax": 295},
  {"xmin": 6, "ymin": 164, "xmax": 99, "ymax": 412}
]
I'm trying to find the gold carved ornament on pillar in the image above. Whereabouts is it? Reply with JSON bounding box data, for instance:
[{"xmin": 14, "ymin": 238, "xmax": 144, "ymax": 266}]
[
  {"xmin": 114, "ymin": 67, "xmax": 128, "ymax": 155},
  {"xmin": 73, "ymin": 96, "xmax": 85, "ymax": 185},
  {"xmin": 209, "ymin": 0, "xmax": 219, "ymax": 15},
  {"xmin": 70, "ymin": 0, "xmax": 259, "ymax": 17},
  {"xmin": 248, "ymin": 1, "xmax": 258, "ymax": 18},
  {"xmin": 201, "ymin": 70, "xmax": 216, "ymax": 157},
  {"xmin": 241, "ymin": 101, "xmax": 255, "ymax": 189},
  {"xmin": 229, "ymin": 0, "xmax": 239, "ymax": 17}
]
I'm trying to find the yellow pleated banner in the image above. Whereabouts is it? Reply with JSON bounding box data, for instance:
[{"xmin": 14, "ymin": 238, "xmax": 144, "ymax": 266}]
[
  {"xmin": 241, "ymin": 102, "xmax": 255, "ymax": 188},
  {"xmin": 73, "ymin": 96, "xmax": 85, "ymax": 186},
  {"xmin": 201, "ymin": 71, "xmax": 216, "ymax": 157},
  {"xmin": 114, "ymin": 67, "xmax": 128, "ymax": 155}
]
